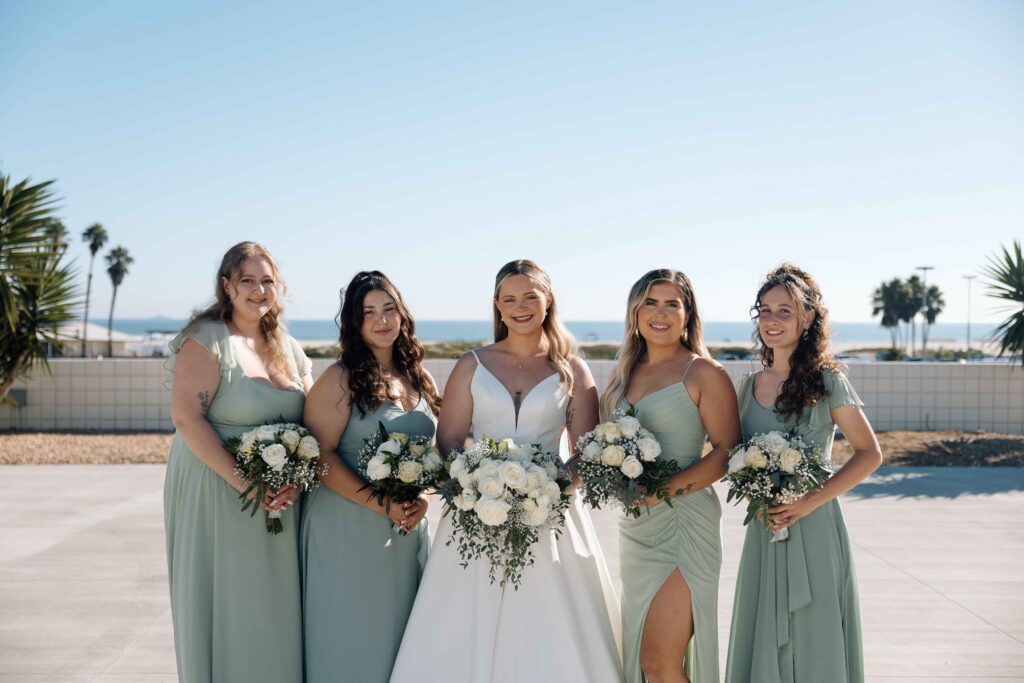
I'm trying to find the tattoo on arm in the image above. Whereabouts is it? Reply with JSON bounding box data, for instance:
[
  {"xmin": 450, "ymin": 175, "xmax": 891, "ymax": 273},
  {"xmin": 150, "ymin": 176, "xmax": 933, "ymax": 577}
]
[
  {"xmin": 565, "ymin": 398, "xmax": 575, "ymax": 432},
  {"xmin": 197, "ymin": 390, "xmax": 210, "ymax": 416},
  {"xmin": 674, "ymin": 482, "xmax": 695, "ymax": 497}
]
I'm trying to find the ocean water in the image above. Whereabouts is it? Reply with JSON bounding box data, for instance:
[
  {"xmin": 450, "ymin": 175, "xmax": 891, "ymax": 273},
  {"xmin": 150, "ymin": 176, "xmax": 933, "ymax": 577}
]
[{"xmin": 98, "ymin": 318, "xmax": 994, "ymax": 346}]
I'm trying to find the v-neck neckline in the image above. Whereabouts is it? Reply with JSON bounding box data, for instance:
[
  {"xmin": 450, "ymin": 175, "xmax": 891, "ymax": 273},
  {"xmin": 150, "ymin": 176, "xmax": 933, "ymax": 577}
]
[{"xmin": 474, "ymin": 359, "xmax": 558, "ymax": 428}]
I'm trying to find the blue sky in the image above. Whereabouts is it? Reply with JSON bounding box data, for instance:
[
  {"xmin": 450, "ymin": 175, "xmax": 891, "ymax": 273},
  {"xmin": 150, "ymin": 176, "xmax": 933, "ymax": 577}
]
[{"xmin": 2, "ymin": 1, "xmax": 1021, "ymax": 323}]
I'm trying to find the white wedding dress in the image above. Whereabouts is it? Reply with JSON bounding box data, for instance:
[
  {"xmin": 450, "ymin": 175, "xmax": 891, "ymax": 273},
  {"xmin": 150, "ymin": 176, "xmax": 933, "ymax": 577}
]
[{"xmin": 390, "ymin": 354, "xmax": 623, "ymax": 683}]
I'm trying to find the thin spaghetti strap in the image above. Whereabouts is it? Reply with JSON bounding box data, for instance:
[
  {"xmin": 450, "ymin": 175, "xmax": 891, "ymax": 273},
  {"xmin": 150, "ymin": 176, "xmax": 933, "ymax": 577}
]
[
  {"xmin": 469, "ymin": 349, "xmax": 480, "ymax": 363},
  {"xmin": 681, "ymin": 355, "xmax": 700, "ymax": 382}
]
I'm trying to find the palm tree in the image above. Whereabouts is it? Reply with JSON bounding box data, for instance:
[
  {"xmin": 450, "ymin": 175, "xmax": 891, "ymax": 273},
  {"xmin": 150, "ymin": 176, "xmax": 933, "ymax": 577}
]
[
  {"xmin": 871, "ymin": 278, "xmax": 904, "ymax": 349},
  {"xmin": 982, "ymin": 240, "xmax": 1024, "ymax": 366},
  {"xmin": 901, "ymin": 275, "xmax": 924, "ymax": 356},
  {"xmin": 80, "ymin": 223, "xmax": 108, "ymax": 357},
  {"xmin": 0, "ymin": 174, "xmax": 80, "ymax": 403},
  {"xmin": 104, "ymin": 246, "xmax": 133, "ymax": 358},
  {"xmin": 45, "ymin": 221, "xmax": 69, "ymax": 253},
  {"xmin": 921, "ymin": 285, "xmax": 945, "ymax": 353}
]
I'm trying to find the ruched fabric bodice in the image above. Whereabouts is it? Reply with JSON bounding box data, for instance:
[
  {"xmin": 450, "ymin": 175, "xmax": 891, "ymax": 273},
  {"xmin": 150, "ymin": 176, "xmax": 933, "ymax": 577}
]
[
  {"xmin": 620, "ymin": 381, "xmax": 706, "ymax": 469},
  {"xmin": 338, "ymin": 397, "xmax": 437, "ymax": 470}
]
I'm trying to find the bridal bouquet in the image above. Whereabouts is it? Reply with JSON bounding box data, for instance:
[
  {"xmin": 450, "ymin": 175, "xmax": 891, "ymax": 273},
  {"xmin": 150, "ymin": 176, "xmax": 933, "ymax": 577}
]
[
  {"xmin": 437, "ymin": 436, "xmax": 571, "ymax": 589},
  {"xmin": 576, "ymin": 410, "xmax": 678, "ymax": 518},
  {"xmin": 723, "ymin": 430, "xmax": 830, "ymax": 542},
  {"xmin": 225, "ymin": 422, "xmax": 327, "ymax": 534},
  {"xmin": 356, "ymin": 421, "xmax": 444, "ymax": 534}
]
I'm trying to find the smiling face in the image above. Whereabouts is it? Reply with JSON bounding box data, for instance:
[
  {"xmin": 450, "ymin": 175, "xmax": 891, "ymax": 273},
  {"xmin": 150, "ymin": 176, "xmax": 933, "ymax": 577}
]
[
  {"xmin": 222, "ymin": 256, "xmax": 278, "ymax": 323},
  {"xmin": 635, "ymin": 281, "xmax": 688, "ymax": 347},
  {"xmin": 495, "ymin": 274, "xmax": 549, "ymax": 336},
  {"xmin": 756, "ymin": 284, "xmax": 815, "ymax": 351},
  {"xmin": 360, "ymin": 288, "xmax": 402, "ymax": 352}
]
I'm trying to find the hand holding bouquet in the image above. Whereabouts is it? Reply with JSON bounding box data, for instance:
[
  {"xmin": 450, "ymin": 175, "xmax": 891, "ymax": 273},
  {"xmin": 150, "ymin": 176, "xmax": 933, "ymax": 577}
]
[
  {"xmin": 436, "ymin": 436, "xmax": 571, "ymax": 589},
  {"xmin": 226, "ymin": 422, "xmax": 327, "ymax": 534},
  {"xmin": 356, "ymin": 421, "xmax": 444, "ymax": 534},
  {"xmin": 576, "ymin": 411, "xmax": 678, "ymax": 518},
  {"xmin": 723, "ymin": 430, "xmax": 830, "ymax": 542}
]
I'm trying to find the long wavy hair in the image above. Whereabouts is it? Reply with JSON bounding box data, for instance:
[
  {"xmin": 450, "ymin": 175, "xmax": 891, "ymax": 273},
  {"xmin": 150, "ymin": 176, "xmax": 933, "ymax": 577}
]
[
  {"xmin": 183, "ymin": 241, "xmax": 291, "ymax": 376},
  {"xmin": 600, "ymin": 269, "xmax": 708, "ymax": 420},
  {"xmin": 492, "ymin": 260, "xmax": 576, "ymax": 396},
  {"xmin": 752, "ymin": 263, "xmax": 839, "ymax": 420},
  {"xmin": 337, "ymin": 271, "xmax": 441, "ymax": 417}
]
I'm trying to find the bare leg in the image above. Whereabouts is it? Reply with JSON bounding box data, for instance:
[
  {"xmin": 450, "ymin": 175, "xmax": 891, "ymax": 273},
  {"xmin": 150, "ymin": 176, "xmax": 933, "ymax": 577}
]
[{"xmin": 639, "ymin": 568, "xmax": 693, "ymax": 683}]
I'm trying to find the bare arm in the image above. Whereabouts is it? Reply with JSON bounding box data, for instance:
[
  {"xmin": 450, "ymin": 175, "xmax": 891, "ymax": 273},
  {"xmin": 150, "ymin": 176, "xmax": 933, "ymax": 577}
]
[
  {"xmin": 436, "ymin": 353, "xmax": 477, "ymax": 455},
  {"xmin": 661, "ymin": 360, "xmax": 741, "ymax": 500},
  {"xmin": 302, "ymin": 364, "xmax": 403, "ymax": 520},
  {"xmin": 768, "ymin": 404, "xmax": 882, "ymax": 530},
  {"xmin": 564, "ymin": 357, "xmax": 599, "ymax": 482},
  {"xmin": 171, "ymin": 339, "xmax": 246, "ymax": 490}
]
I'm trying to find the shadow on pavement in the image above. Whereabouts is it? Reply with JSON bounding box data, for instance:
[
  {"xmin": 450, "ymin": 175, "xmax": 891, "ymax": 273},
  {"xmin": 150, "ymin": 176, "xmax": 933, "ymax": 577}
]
[{"xmin": 846, "ymin": 466, "xmax": 1024, "ymax": 499}]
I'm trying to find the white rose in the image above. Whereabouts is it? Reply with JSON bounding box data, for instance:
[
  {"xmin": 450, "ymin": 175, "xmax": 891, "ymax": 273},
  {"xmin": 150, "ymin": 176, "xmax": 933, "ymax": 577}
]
[
  {"xmin": 296, "ymin": 435, "xmax": 319, "ymax": 461},
  {"xmin": 601, "ymin": 444, "xmax": 626, "ymax": 467},
  {"xmin": 761, "ymin": 431, "xmax": 789, "ymax": 457},
  {"xmin": 779, "ymin": 447, "xmax": 803, "ymax": 474},
  {"xmin": 422, "ymin": 450, "xmax": 443, "ymax": 473},
  {"xmin": 544, "ymin": 480, "xmax": 561, "ymax": 502},
  {"xmin": 239, "ymin": 431, "xmax": 257, "ymax": 456},
  {"xmin": 377, "ymin": 439, "xmax": 403, "ymax": 457},
  {"xmin": 260, "ymin": 443, "xmax": 288, "ymax": 471},
  {"xmin": 508, "ymin": 445, "xmax": 532, "ymax": 464},
  {"xmin": 543, "ymin": 461, "xmax": 559, "ymax": 481},
  {"xmin": 727, "ymin": 448, "xmax": 748, "ymax": 474},
  {"xmin": 595, "ymin": 422, "xmax": 623, "ymax": 443},
  {"xmin": 280, "ymin": 429, "xmax": 300, "ymax": 453},
  {"xmin": 525, "ymin": 505, "xmax": 550, "ymax": 527},
  {"xmin": 408, "ymin": 443, "xmax": 426, "ymax": 458},
  {"xmin": 637, "ymin": 437, "xmax": 661, "ymax": 462},
  {"xmin": 454, "ymin": 488, "xmax": 478, "ymax": 511},
  {"xmin": 473, "ymin": 459, "xmax": 500, "ymax": 483},
  {"xmin": 638, "ymin": 427, "xmax": 654, "ymax": 439},
  {"xmin": 474, "ymin": 497, "xmax": 511, "ymax": 526},
  {"xmin": 457, "ymin": 472, "xmax": 475, "ymax": 490},
  {"xmin": 478, "ymin": 476, "xmax": 505, "ymax": 498},
  {"xmin": 744, "ymin": 446, "xmax": 768, "ymax": 469},
  {"xmin": 617, "ymin": 415, "xmax": 641, "ymax": 439},
  {"xmin": 388, "ymin": 432, "xmax": 410, "ymax": 444},
  {"xmin": 498, "ymin": 461, "xmax": 528, "ymax": 491},
  {"xmin": 449, "ymin": 454, "xmax": 468, "ymax": 478},
  {"xmin": 254, "ymin": 426, "xmax": 277, "ymax": 443},
  {"xmin": 582, "ymin": 440, "xmax": 603, "ymax": 463},
  {"xmin": 365, "ymin": 454, "xmax": 392, "ymax": 481},
  {"xmin": 498, "ymin": 437, "xmax": 516, "ymax": 453},
  {"xmin": 620, "ymin": 455, "xmax": 643, "ymax": 479},
  {"xmin": 525, "ymin": 465, "xmax": 548, "ymax": 490},
  {"xmin": 531, "ymin": 493, "xmax": 551, "ymax": 510},
  {"xmin": 397, "ymin": 460, "xmax": 423, "ymax": 484}
]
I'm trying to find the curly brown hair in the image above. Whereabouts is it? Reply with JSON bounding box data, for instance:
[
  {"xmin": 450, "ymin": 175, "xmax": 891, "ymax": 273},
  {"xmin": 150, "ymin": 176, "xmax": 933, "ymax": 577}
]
[
  {"xmin": 337, "ymin": 271, "xmax": 441, "ymax": 417},
  {"xmin": 751, "ymin": 263, "xmax": 840, "ymax": 421}
]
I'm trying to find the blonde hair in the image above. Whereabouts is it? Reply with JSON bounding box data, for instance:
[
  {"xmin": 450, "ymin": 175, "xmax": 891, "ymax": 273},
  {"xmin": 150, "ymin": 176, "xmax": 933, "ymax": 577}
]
[
  {"xmin": 492, "ymin": 259, "xmax": 576, "ymax": 396},
  {"xmin": 600, "ymin": 269, "xmax": 708, "ymax": 419},
  {"xmin": 183, "ymin": 241, "xmax": 291, "ymax": 377}
]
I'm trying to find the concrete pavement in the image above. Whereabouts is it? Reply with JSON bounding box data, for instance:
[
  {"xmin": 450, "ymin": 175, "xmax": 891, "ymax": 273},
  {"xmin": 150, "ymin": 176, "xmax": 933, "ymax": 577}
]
[{"xmin": 0, "ymin": 465, "xmax": 1021, "ymax": 682}]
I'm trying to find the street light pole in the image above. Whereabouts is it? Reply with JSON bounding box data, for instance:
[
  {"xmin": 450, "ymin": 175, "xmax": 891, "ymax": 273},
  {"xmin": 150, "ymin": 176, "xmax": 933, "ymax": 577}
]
[
  {"xmin": 964, "ymin": 275, "xmax": 976, "ymax": 360},
  {"xmin": 917, "ymin": 265, "xmax": 934, "ymax": 360}
]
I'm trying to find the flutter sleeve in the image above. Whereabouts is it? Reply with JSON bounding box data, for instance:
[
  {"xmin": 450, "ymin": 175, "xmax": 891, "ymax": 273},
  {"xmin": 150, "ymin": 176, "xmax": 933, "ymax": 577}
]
[
  {"xmin": 825, "ymin": 369, "xmax": 864, "ymax": 410},
  {"xmin": 162, "ymin": 320, "xmax": 235, "ymax": 390}
]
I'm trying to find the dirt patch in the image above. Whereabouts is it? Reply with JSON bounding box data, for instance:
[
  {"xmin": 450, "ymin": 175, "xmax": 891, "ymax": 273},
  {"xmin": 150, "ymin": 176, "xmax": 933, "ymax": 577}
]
[
  {"xmin": 2, "ymin": 430, "xmax": 1023, "ymax": 466},
  {"xmin": 0, "ymin": 432, "xmax": 173, "ymax": 464},
  {"xmin": 831, "ymin": 431, "xmax": 1024, "ymax": 467}
]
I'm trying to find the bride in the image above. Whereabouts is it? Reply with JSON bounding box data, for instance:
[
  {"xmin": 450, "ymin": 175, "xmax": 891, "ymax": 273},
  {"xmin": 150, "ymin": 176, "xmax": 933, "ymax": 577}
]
[{"xmin": 391, "ymin": 260, "xmax": 622, "ymax": 683}]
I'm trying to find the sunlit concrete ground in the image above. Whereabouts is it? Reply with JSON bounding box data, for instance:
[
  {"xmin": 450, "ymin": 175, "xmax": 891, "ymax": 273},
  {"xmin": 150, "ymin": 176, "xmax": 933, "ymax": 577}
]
[{"xmin": 0, "ymin": 465, "xmax": 1021, "ymax": 682}]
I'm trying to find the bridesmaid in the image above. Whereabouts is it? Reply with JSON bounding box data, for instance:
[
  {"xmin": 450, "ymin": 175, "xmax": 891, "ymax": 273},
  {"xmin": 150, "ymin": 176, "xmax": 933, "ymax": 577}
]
[
  {"xmin": 601, "ymin": 269, "xmax": 740, "ymax": 683},
  {"xmin": 300, "ymin": 271, "xmax": 441, "ymax": 683},
  {"xmin": 725, "ymin": 264, "xmax": 882, "ymax": 683},
  {"xmin": 164, "ymin": 241, "xmax": 312, "ymax": 683}
]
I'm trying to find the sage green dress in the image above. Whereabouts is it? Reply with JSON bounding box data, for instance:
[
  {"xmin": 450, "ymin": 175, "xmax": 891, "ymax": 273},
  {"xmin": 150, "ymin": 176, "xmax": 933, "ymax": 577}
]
[
  {"xmin": 618, "ymin": 359, "xmax": 723, "ymax": 683},
  {"xmin": 725, "ymin": 369, "xmax": 864, "ymax": 683},
  {"xmin": 163, "ymin": 320, "xmax": 312, "ymax": 683},
  {"xmin": 299, "ymin": 392, "xmax": 434, "ymax": 683}
]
